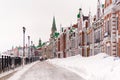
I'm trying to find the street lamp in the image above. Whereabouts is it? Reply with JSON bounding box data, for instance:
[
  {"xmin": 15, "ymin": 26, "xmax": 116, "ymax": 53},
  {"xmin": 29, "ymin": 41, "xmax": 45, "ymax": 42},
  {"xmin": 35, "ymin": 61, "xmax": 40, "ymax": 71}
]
[
  {"xmin": 28, "ymin": 36, "xmax": 30, "ymax": 63},
  {"xmin": 23, "ymin": 27, "xmax": 26, "ymax": 66},
  {"xmin": 31, "ymin": 41, "xmax": 33, "ymax": 62}
]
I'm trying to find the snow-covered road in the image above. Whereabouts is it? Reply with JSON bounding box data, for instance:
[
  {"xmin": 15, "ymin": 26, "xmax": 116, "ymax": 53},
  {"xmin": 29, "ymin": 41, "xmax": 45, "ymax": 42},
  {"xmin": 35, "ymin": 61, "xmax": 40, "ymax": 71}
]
[{"xmin": 18, "ymin": 61, "xmax": 84, "ymax": 80}]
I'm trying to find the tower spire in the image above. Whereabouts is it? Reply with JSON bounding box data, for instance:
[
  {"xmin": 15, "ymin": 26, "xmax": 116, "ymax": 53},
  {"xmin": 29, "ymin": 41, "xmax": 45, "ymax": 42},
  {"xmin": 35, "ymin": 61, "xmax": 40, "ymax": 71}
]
[
  {"xmin": 51, "ymin": 16, "xmax": 57, "ymax": 34},
  {"xmin": 77, "ymin": 8, "xmax": 81, "ymax": 19},
  {"xmin": 37, "ymin": 38, "xmax": 42, "ymax": 48},
  {"xmin": 39, "ymin": 38, "xmax": 41, "ymax": 46}
]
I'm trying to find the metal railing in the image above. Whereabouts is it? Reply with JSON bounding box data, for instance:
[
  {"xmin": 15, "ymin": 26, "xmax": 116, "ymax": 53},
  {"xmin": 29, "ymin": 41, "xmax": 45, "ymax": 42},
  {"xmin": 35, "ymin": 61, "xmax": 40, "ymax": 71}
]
[{"xmin": 0, "ymin": 56, "xmax": 39, "ymax": 73}]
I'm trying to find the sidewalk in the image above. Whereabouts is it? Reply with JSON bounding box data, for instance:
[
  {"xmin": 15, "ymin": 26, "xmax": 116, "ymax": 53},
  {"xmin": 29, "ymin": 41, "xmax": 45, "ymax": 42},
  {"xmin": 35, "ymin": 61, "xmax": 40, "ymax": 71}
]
[
  {"xmin": 0, "ymin": 70, "xmax": 17, "ymax": 80},
  {"xmin": 0, "ymin": 61, "xmax": 39, "ymax": 80},
  {"xmin": 0, "ymin": 66, "xmax": 22, "ymax": 80},
  {"xmin": 7, "ymin": 61, "xmax": 39, "ymax": 80}
]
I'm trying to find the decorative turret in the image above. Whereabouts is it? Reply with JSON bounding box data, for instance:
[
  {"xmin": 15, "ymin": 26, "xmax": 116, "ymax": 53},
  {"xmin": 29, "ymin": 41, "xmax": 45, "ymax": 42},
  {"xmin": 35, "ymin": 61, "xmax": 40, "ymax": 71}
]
[
  {"xmin": 96, "ymin": 0, "xmax": 103, "ymax": 20},
  {"xmin": 39, "ymin": 38, "xmax": 42, "ymax": 46},
  {"xmin": 97, "ymin": 0, "xmax": 100, "ymax": 20},
  {"xmin": 77, "ymin": 8, "xmax": 82, "ymax": 19}
]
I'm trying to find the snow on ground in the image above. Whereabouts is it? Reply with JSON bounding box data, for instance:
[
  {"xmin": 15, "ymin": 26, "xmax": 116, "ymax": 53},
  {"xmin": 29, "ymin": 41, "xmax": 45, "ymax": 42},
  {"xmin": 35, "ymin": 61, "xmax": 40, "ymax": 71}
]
[
  {"xmin": 7, "ymin": 61, "xmax": 39, "ymax": 80},
  {"xmin": 48, "ymin": 53, "xmax": 120, "ymax": 80}
]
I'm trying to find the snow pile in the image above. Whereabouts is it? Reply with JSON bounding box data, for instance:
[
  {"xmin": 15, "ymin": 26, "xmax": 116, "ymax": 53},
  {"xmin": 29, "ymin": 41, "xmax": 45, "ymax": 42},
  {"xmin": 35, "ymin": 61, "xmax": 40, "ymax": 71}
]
[
  {"xmin": 7, "ymin": 61, "xmax": 39, "ymax": 80},
  {"xmin": 48, "ymin": 53, "xmax": 120, "ymax": 80}
]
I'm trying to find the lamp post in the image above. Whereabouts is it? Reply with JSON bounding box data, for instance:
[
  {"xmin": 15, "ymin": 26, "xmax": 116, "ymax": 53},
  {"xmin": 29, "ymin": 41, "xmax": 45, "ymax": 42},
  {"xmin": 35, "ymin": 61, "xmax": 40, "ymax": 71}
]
[
  {"xmin": 23, "ymin": 27, "xmax": 26, "ymax": 66},
  {"xmin": 28, "ymin": 36, "xmax": 30, "ymax": 63},
  {"xmin": 31, "ymin": 41, "xmax": 33, "ymax": 62}
]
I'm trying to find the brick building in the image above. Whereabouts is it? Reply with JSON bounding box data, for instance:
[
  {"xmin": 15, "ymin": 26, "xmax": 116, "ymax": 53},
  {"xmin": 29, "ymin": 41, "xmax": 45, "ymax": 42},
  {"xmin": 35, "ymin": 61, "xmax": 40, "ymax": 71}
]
[{"xmin": 103, "ymin": 0, "xmax": 120, "ymax": 56}]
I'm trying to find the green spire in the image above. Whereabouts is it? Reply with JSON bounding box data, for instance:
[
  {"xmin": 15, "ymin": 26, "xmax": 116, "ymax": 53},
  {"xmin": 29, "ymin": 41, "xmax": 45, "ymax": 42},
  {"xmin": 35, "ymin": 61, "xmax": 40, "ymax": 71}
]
[
  {"xmin": 51, "ymin": 16, "xmax": 57, "ymax": 34},
  {"xmin": 39, "ymin": 38, "xmax": 42, "ymax": 46},
  {"xmin": 37, "ymin": 38, "xmax": 42, "ymax": 48},
  {"xmin": 102, "ymin": 4, "xmax": 104, "ymax": 8},
  {"xmin": 77, "ymin": 8, "xmax": 81, "ymax": 18},
  {"xmin": 77, "ymin": 13, "xmax": 80, "ymax": 18}
]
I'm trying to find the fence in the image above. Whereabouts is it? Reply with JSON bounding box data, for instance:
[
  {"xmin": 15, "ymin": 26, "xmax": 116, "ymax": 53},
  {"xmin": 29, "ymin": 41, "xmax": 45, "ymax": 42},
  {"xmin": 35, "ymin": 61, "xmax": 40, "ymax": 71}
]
[{"xmin": 0, "ymin": 55, "xmax": 39, "ymax": 73}]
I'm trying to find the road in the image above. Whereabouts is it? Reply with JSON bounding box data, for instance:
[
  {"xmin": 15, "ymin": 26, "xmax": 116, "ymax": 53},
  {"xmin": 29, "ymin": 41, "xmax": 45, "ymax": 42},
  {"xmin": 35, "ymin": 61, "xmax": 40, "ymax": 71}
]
[{"xmin": 18, "ymin": 61, "xmax": 84, "ymax": 80}]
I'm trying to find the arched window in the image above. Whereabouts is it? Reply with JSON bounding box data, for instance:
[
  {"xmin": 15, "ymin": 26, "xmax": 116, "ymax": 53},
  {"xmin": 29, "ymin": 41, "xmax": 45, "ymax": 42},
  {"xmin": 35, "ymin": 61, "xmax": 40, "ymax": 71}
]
[{"xmin": 86, "ymin": 21, "xmax": 88, "ymax": 28}]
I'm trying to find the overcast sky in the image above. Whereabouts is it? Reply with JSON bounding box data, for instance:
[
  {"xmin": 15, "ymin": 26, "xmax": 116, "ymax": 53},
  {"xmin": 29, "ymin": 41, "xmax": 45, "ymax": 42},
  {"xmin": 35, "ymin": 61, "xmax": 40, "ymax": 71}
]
[{"xmin": 0, "ymin": 0, "xmax": 105, "ymax": 52}]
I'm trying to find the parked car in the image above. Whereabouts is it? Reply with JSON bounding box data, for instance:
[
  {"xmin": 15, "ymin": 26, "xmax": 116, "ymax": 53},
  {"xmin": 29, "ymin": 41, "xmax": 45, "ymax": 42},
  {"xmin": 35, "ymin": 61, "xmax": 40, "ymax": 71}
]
[{"xmin": 39, "ymin": 56, "xmax": 43, "ymax": 61}]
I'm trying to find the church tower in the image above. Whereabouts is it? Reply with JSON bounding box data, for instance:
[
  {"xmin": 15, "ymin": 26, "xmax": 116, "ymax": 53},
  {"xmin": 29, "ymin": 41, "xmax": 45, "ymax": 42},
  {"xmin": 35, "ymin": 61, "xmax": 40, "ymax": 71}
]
[
  {"xmin": 77, "ymin": 8, "xmax": 82, "ymax": 31},
  {"xmin": 51, "ymin": 16, "xmax": 57, "ymax": 38}
]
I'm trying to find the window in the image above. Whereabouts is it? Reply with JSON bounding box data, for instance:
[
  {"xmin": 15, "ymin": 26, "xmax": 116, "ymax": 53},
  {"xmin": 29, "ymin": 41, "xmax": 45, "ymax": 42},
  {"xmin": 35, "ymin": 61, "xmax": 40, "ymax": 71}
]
[
  {"xmin": 115, "ymin": 0, "xmax": 118, "ymax": 3},
  {"xmin": 116, "ymin": 17, "xmax": 118, "ymax": 30},
  {"xmin": 105, "ymin": 21, "xmax": 107, "ymax": 32},
  {"xmin": 107, "ymin": 20, "xmax": 109, "ymax": 33},
  {"xmin": 108, "ymin": 19, "xmax": 111, "ymax": 36},
  {"xmin": 105, "ymin": 20, "xmax": 111, "ymax": 36},
  {"xmin": 86, "ymin": 21, "xmax": 88, "ymax": 28},
  {"xmin": 98, "ymin": 30, "xmax": 100, "ymax": 40},
  {"xmin": 100, "ymin": 28, "xmax": 102, "ymax": 41},
  {"xmin": 74, "ymin": 32, "xmax": 75, "ymax": 37},
  {"xmin": 80, "ymin": 36, "xmax": 82, "ymax": 45},
  {"xmin": 87, "ymin": 34, "xmax": 89, "ymax": 45}
]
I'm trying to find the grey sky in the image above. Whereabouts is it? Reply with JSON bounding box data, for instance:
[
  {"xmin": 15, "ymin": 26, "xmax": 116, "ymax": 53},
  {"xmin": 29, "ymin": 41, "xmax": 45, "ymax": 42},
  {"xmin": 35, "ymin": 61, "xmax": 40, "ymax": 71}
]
[{"xmin": 0, "ymin": 0, "xmax": 104, "ymax": 52}]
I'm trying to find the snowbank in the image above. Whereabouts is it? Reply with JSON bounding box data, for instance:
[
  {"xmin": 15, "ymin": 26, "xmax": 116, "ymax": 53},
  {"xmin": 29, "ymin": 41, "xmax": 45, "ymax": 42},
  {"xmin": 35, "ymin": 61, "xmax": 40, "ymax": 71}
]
[{"xmin": 48, "ymin": 53, "xmax": 120, "ymax": 80}]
